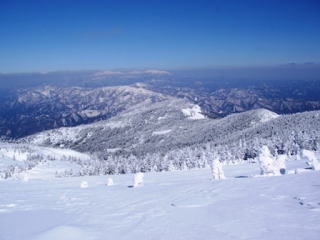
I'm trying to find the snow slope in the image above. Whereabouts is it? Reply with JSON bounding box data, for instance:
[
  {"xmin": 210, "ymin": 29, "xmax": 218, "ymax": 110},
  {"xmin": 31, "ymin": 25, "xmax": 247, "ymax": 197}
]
[
  {"xmin": 0, "ymin": 160, "xmax": 319, "ymax": 240},
  {"xmin": 181, "ymin": 105, "xmax": 206, "ymax": 120},
  {"xmin": 0, "ymin": 142, "xmax": 93, "ymax": 179},
  {"xmin": 23, "ymin": 104, "xmax": 280, "ymax": 157},
  {"xmin": 19, "ymin": 106, "xmax": 320, "ymax": 174}
]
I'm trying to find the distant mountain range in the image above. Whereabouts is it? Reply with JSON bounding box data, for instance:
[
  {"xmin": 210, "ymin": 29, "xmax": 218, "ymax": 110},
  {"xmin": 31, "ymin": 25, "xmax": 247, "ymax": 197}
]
[
  {"xmin": 145, "ymin": 84, "xmax": 320, "ymax": 117},
  {"xmin": 0, "ymin": 85, "xmax": 168, "ymax": 138},
  {"xmin": 1, "ymin": 82, "xmax": 320, "ymax": 139}
]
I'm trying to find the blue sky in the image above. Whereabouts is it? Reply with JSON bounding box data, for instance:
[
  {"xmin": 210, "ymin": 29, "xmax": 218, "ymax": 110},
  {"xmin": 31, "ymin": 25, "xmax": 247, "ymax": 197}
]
[{"xmin": 0, "ymin": 0, "xmax": 320, "ymax": 72}]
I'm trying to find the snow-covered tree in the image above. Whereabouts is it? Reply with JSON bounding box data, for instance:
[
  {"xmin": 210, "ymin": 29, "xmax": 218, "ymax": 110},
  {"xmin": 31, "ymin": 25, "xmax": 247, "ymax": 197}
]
[
  {"xmin": 258, "ymin": 146, "xmax": 281, "ymax": 176},
  {"xmin": 302, "ymin": 149, "xmax": 320, "ymax": 171},
  {"xmin": 107, "ymin": 177, "xmax": 114, "ymax": 186},
  {"xmin": 210, "ymin": 157, "xmax": 225, "ymax": 180},
  {"xmin": 133, "ymin": 172, "xmax": 144, "ymax": 187}
]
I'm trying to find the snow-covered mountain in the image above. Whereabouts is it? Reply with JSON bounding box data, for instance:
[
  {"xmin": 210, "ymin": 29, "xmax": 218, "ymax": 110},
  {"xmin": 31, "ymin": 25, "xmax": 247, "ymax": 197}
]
[
  {"xmin": 147, "ymin": 85, "xmax": 320, "ymax": 117},
  {"xmin": 0, "ymin": 85, "xmax": 169, "ymax": 138},
  {"xmin": 23, "ymin": 99, "xmax": 278, "ymax": 155},
  {"xmin": 2, "ymin": 81, "xmax": 320, "ymax": 139},
  {"xmin": 0, "ymin": 82, "xmax": 318, "ymax": 176},
  {"xmin": 20, "ymin": 96, "xmax": 320, "ymax": 174}
]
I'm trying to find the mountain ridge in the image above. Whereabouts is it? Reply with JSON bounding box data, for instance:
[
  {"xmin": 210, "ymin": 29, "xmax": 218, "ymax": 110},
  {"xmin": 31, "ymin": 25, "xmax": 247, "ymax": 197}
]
[
  {"xmin": 0, "ymin": 85, "xmax": 170, "ymax": 138},
  {"xmin": 1, "ymin": 83, "xmax": 320, "ymax": 139}
]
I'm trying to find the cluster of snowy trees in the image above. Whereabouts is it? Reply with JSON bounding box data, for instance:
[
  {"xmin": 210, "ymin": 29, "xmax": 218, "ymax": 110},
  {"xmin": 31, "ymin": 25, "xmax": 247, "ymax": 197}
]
[
  {"xmin": 0, "ymin": 146, "xmax": 45, "ymax": 179},
  {"xmin": 53, "ymin": 114, "xmax": 320, "ymax": 177},
  {"xmin": 257, "ymin": 146, "xmax": 286, "ymax": 176},
  {"xmin": 63, "ymin": 108, "xmax": 320, "ymax": 175},
  {"xmin": 253, "ymin": 146, "xmax": 320, "ymax": 177},
  {"xmin": 302, "ymin": 149, "xmax": 320, "ymax": 171},
  {"xmin": 56, "ymin": 141, "xmax": 320, "ymax": 178},
  {"xmin": 97, "ymin": 146, "xmax": 320, "ymax": 188},
  {"xmin": 0, "ymin": 143, "xmax": 91, "ymax": 179},
  {"xmin": 210, "ymin": 145, "xmax": 320, "ymax": 180},
  {"xmin": 2, "ymin": 107, "xmax": 320, "ymax": 178},
  {"xmin": 1, "ymin": 141, "xmax": 319, "ymax": 179}
]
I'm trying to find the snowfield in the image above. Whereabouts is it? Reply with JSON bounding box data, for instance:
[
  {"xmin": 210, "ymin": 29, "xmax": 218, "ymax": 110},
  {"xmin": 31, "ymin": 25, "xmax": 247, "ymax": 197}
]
[
  {"xmin": 0, "ymin": 160, "xmax": 319, "ymax": 240},
  {"xmin": 181, "ymin": 105, "xmax": 206, "ymax": 120},
  {"xmin": 152, "ymin": 129, "xmax": 172, "ymax": 135}
]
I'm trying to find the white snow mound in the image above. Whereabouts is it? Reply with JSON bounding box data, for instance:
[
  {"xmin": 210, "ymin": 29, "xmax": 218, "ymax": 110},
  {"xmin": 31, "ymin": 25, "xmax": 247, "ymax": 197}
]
[
  {"xmin": 181, "ymin": 105, "xmax": 205, "ymax": 120},
  {"xmin": 33, "ymin": 226, "xmax": 93, "ymax": 240}
]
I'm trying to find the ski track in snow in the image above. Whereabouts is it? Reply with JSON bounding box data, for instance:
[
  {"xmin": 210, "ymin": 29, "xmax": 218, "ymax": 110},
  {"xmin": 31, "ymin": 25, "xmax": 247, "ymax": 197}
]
[{"xmin": 0, "ymin": 161, "xmax": 320, "ymax": 240}]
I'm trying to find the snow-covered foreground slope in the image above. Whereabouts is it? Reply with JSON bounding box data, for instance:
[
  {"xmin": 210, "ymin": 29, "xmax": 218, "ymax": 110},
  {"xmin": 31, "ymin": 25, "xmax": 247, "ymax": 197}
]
[{"xmin": 0, "ymin": 161, "xmax": 319, "ymax": 240}]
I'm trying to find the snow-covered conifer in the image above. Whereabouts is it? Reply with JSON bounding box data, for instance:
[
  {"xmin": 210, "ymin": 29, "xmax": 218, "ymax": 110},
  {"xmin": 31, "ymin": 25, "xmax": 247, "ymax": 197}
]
[
  {"xmin": 107, "ymin": 177, "xmax": 114, "ymax": 186},
  {"xmin": 210, "ymin": 157, "xmax": 225, "ymax": 180},
  {"xmin": 302, "ymin": 149, "xmax": 320, "ymax": 171},
  {"xmin": 258, "ymin": 146, "xmax": 280, "ymax": 176},
  {"xmin": 133, "ymin": 172, "xmax": 144, "ymax": 187},
  {"xmin": 168, "ymin": 161, "xmax": 176, "ymax": 172}
]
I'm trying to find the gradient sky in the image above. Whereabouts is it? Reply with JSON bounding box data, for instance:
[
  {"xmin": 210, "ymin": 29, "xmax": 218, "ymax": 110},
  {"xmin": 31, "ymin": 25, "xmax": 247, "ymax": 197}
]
[{"xmin": 1, "ymin": 0, "xmax": 320, "ymax": 72}]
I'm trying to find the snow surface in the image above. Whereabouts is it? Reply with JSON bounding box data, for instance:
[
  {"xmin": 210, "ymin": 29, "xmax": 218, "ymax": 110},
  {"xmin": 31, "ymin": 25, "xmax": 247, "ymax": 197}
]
[
  {"xmin": 256, "ymin": 109, "xmax": 279, "ymax": 122},
  {"xmin": 22, "ymin": 160, "xmax": 81, "ymax": 180},
  {"xmin": 1, "ymin": 160, "xmax": 320, "ymax": 240},
  {"xmin": 28, "ymin": 116, "xmax": 129, "ymax": 146},
  {"xmin": 181, "ymin": 105, "xmax": 205, "ymax": 120},
  {"xmin": 250, "ymin": 109, "xmax": 279, "ymax": 126},
  {"xmin": 80, "ymin": 110, "xmax": 101, "ymax": 118},
  {"xmin": 152, "ymin": 129, "xmax": 172, "ymax": 135},
  {"xmin": 133, "ymin": 172, "xmax": 144, "ymax": 187}
]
